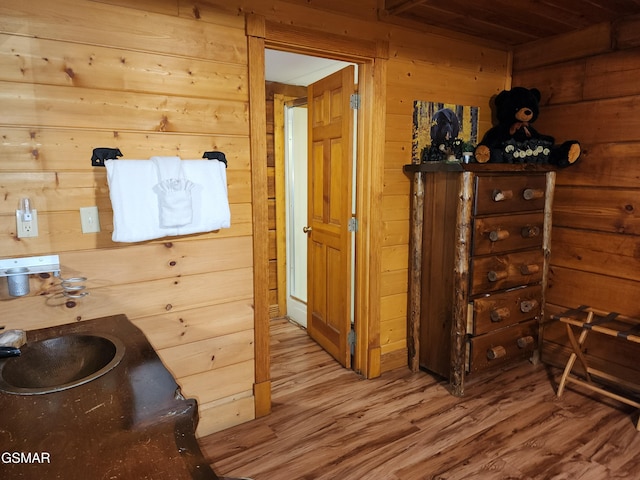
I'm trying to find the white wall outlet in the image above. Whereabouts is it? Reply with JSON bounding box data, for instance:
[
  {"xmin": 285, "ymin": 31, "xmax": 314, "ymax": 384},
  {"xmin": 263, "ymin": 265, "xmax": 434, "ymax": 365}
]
[
  {"xmin": 80, "ymin": 206, "xmax": 101, "ymax": 233},
  {"xmin": 16, "ymin": 209, "xmax": 39, "ymax": 238}
]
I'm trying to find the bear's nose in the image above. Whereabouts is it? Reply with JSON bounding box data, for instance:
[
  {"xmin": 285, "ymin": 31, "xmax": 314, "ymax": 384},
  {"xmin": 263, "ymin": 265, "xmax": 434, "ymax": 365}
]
[{"xmin": 524, "ymin": 109, "xmax": 532, "ymax": 116}]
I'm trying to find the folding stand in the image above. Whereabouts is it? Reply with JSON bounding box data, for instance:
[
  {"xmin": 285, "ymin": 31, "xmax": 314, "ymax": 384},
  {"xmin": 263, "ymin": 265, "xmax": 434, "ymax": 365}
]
[{"xmin": 554, "ymin": 305, "xmax": 640, "ymax": 431}]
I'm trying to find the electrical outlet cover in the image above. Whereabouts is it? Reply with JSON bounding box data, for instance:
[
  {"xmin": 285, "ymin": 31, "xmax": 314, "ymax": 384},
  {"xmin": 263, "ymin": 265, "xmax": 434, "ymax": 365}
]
[{"xmin": 16, "ymin": 210, "xmax": 38, "ymax": 238}]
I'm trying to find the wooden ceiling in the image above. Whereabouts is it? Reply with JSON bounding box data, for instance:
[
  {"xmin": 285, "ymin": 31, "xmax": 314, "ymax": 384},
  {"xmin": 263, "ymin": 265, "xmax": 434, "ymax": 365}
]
[{"xmin": 380, "ymin": 0, "xmax": 640, "ymax": 46}]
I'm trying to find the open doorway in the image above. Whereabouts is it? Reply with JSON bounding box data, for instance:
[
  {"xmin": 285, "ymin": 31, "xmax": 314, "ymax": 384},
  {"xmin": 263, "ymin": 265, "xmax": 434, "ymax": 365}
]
[
  {"xmin": 266, "ymin": 49, "xmax": 358, "ymax": 367},
  {"xmin": 249, "ymin": 20, "xmax": 387, "ymax": 399}
]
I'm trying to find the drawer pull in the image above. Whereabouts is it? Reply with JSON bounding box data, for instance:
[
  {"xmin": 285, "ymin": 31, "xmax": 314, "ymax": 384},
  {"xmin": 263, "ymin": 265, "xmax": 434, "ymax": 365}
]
[
  {"xmin": 488, "ymin": 270, "xmax": 508, "ymax": 282},
  {"xmin": 487, "ymin": 345, "xmax": 507, "ymax": 360},
  {"xmin": 489, "ymin": 229, "xmax": 510, "ymax": 242},
  {"xmin": 523, "ymin": 188, "xmax": 544, "ymax": 200},
  {"xmin": 492, "ymin": 189, "xmax": 513, "ymax": 202},
  {"xmin": 520, "ymin": 299, "xmax": 539, "ymax": 313},
  {"xmin": 490, "ymin": 307, "xmax": 511, "ymax": 322},
  {"xmin": 521, "ymin": 226, "xmax": 541, "ymax": 238},
  {"xmin": 517, "ymin": 336, "xmax": 535, "ymax": 349},
  {"xmin": 520, "ymin": 264, "xmax": 540, "ymax": 275}
]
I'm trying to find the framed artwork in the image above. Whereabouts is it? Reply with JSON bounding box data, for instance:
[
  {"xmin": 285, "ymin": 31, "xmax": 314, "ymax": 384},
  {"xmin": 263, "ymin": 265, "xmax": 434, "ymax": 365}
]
[{"xmin": 412, "ymin": 101, "xmax": 480, "ymax": 162}]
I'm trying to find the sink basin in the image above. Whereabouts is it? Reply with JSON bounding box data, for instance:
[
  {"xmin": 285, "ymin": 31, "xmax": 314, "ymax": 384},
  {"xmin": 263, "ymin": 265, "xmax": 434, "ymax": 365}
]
[{"xmin": 0, "ymin": 333, "xmax": 125, "ymax": 395}]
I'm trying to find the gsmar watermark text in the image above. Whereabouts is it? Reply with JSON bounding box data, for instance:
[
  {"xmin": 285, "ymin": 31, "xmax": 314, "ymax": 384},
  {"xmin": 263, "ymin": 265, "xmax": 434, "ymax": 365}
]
[{"xmin": 1, "ymin": 451, "xmax": 51, "ymax": 463}]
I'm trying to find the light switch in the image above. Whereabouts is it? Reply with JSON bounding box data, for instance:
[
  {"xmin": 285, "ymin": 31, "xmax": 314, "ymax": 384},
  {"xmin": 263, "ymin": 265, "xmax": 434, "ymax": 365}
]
[{"xmin": 80, "ymin": 206, "xmax": 101, "ymax": 233}]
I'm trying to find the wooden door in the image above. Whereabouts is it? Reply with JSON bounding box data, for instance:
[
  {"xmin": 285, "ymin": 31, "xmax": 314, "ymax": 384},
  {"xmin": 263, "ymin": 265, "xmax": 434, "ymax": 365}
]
[{"xmin": 306, "ymin": 65, "xmax": 356, "ymax": 368}]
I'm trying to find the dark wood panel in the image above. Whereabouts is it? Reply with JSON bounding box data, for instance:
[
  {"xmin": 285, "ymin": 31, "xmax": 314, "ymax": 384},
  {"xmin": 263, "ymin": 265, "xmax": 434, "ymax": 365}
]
[
  {"xmin": 419, "ymin": 172, "xmax": 459, "ymax": 378},
  {"xmin": 550, "ymin": 227, "xmax": 640, "ymax": 282},
  {"xmin": 201, "ymin": 318, "xmax": 640, "ymax": 479},
  {"xmin": 512, "ymin": 60, "xmax": 585, "ymax": 105},
  {"xmin": 536, "ymin": 95, "xmax": 640, "ymax": 144},
  {"xmin": 513, "ymin": 23, "xmax": 612, "ymax": 69},
  {"xmin": 553, "ymin": 186, "xmax": 640, "ymax": 235},
  {"xmin": 616, "ymin": 15, "xmax": 640, "ymax": 49},
  {"xmin": 547, "ymin": 266, "xmax": 640, "ymax": 319},
  {"xmin": 553, "ymin": 142, "xmax": 640, "ymax": 188},
  {"xmin": 584, "ymin": 47, "xmax": 640, "ymax": 100}
]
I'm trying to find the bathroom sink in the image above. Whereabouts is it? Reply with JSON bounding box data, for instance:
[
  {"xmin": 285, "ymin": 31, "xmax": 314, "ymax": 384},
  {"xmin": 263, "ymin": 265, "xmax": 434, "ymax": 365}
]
[{"xmin": 0, "ymin": 333, "xmax": 125, "ymax": 395}]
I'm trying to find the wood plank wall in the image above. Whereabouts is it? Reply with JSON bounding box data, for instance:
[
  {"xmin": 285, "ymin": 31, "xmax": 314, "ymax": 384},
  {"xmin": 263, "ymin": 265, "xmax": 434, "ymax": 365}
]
[
  {"xmin": 0, "ymin": 0, "xmax": 255, "ymax": 436},
  {"xmin": 0, "ymin": 0, "xmax": 510, "ymax": 435},
  {"xmin": 512, "ymin": 17, "xmax": 640, "ymax": 384}
]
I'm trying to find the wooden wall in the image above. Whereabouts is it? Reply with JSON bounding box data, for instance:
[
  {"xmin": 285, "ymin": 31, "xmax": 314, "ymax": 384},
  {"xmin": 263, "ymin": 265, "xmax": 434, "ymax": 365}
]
[
  {"xmin": 0, "ymin": 0, "xmax": 255, "ymax": 436},
  {"xmin": 513, "ymin": 18, "xmax": 640, "ymax": 383},
  {"xmin": 0, "ymin": 0, "xmax": 511, "ymax": 436}
]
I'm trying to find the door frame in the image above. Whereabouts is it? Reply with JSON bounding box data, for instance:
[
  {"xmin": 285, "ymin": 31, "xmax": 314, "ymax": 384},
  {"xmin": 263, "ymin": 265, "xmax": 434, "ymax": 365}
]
[
  {"xmin": 282, "ymin": 97, "xmax": 308, "ymax": 328},
  {"xmin": 247, "ymin": 14, "xmax": 388, "ymax": 416}
]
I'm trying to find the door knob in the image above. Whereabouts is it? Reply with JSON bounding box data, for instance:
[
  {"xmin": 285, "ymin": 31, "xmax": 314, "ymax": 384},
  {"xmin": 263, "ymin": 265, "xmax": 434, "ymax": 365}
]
[{"xmin": 303, "ymin": 226, "xmax": 312, "ymax": 234}]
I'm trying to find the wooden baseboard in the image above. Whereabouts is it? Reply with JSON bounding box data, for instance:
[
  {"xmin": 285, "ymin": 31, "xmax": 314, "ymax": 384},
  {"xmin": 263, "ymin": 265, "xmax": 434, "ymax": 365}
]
[
  {"xmin": 254, "ymin": 380, "xmax": 271, "ymax": 417},
  {"xmin": 380, "ymin": 348, "xmax": 407, "ymax": 374}
]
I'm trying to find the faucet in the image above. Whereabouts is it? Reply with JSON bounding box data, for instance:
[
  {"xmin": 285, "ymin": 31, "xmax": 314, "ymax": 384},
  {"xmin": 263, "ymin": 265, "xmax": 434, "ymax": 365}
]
[
  {"xmin": 0, "ymin": 347, "xmax": 20, "ymax": 358},
  {"xmin": 0, "ymin": 329, "xmax": 25, "ymax": 358}
]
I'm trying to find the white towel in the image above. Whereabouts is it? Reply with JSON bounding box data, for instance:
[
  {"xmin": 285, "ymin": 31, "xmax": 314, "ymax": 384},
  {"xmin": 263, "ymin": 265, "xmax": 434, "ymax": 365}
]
[
  {"xmin": 105, "ymin": 158, "xmax": 230, "ymax": 243},
  {"xmin": 151, "ymin": 156, "xmax": 195, "ymax": 228}
]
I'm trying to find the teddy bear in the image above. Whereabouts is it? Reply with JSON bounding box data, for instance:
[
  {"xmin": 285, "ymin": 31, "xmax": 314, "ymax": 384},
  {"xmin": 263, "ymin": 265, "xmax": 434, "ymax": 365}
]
[{"xmin": 474, "ymin": 87, "xmax": 581, "ymax": 167}]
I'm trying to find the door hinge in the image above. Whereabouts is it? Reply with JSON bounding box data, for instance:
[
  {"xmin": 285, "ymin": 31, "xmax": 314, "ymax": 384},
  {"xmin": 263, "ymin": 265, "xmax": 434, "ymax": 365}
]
[
  {"xmin": 348, "ymin": 329, "xmax": 356, "ymax": 346},
  {"xmin": 348, "ymin": 217, "xmax": 358, "ymax": 232},
  {"xmin": 350, "ymin": 93, "xmax": 360, "ymax": 110}
]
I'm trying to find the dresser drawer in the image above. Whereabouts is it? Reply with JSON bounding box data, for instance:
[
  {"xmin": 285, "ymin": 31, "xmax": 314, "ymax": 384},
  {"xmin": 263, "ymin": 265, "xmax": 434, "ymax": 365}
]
[
  {"xmin": 470, "ymin": 249, "xmax": 544, "ymax": 295},
  {"xmin": 472, "ymin": 212, "xmax": 544, "ymax": 256},
  {"xmin": 467, "ymin": 318, "xmax": 538, "ymax": 373},
  {"xmin": 474, "ymin": 174, "xmax": 547, "ymax": 215},
  {"xmin": 471, "ymin": 285, "xmax": 542, "ymax": 335}
]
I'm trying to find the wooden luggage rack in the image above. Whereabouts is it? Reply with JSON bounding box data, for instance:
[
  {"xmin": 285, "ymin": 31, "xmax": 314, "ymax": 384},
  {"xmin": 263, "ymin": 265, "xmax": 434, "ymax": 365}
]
[{"xmin": 554, "ymin": 305, "xmax": 640, "ymax": 431}]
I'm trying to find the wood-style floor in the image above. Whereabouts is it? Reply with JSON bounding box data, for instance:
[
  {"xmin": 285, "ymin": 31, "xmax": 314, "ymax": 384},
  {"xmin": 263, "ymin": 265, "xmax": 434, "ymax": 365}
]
[{"xmin": 200, "ymin": 318, "xmax": 640, "ymax": 480}]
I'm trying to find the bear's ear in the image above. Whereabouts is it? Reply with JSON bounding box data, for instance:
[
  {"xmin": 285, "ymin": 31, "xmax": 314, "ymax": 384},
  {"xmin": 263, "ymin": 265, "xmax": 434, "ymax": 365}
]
[
  {"xmin": 494, "ymin": 89, "xmax": 510, "ymax": 110},
  {"xmin": 529, "ymin": 88, "xmax": 541, "ymax": 103}
]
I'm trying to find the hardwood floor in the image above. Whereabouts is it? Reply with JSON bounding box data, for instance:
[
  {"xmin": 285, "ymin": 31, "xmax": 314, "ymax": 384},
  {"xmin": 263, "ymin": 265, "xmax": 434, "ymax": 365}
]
[{"xmin": 200, "ymin": 318, "xmax": 640, "ymax": 479}]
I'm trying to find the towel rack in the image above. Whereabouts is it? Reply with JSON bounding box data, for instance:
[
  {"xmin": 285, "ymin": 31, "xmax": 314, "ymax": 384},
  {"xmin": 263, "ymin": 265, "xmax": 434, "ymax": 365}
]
[{"xmin": 90, "ymin": 148, "xmax": 227, "ymax": 167}]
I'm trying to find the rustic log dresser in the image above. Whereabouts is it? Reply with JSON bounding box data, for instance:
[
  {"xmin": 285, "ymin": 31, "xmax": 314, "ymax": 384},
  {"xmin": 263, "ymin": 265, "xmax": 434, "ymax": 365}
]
[{"xmin": 405, "ymin": 162, "xmax": 555, "ymax": 396}]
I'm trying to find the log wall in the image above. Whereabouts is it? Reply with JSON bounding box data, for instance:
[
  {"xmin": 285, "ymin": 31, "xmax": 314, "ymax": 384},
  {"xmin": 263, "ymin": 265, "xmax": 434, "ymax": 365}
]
[
  {"xmin": 0, "ymin": 0, "xmax": 510, "ymax": 435},
  {"xmin": 513, "ymin": 17, "xmax": 640, "ymax": 383}
]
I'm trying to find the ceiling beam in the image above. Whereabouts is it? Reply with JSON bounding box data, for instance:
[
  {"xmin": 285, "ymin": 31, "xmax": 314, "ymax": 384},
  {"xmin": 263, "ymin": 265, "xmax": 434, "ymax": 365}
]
[{"xmin": 385, "ymin": 0, "xmax": 428, "ymax": 16}]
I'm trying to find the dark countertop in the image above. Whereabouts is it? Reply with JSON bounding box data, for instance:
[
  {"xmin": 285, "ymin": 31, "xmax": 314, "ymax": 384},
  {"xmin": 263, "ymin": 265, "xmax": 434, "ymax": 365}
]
[{"xmin": 0, "ymin": 314, "xmax": 219, "ymax": 480}]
